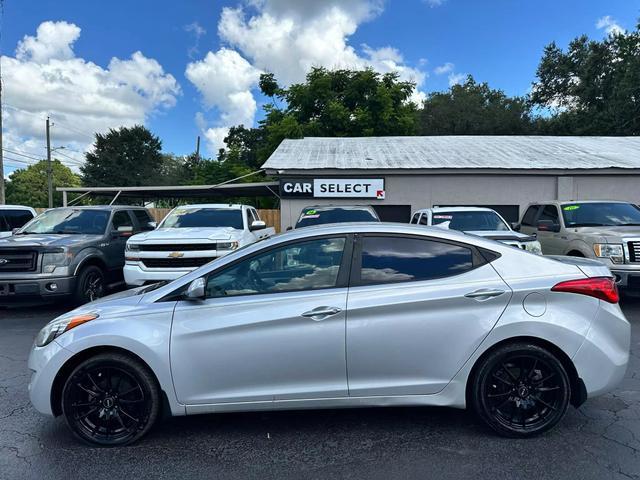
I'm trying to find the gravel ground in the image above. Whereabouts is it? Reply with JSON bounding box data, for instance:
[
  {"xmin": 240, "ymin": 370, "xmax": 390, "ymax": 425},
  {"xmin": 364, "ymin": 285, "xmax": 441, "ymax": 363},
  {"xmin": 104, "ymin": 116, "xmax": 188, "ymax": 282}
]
[{"xmin": 1, "ymin": 298, "xmax": 639, "ymax": 480}]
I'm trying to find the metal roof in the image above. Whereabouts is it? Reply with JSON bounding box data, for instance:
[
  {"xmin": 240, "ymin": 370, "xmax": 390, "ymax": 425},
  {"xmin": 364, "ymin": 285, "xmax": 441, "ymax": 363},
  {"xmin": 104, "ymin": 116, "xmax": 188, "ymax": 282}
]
[{"xmin": 262, "ymin": 136, "xmax": 640, "ymax": 171}]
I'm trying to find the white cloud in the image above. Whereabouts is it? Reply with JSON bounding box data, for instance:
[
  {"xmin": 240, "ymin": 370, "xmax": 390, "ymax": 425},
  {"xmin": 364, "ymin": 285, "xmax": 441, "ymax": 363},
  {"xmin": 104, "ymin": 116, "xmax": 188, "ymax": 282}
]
[
  {"xmin": 2, "ymin": 21, "xmax": 180, "ymax": 172},
  {"xmin": 185, "ymin": 22, "xmax": 207, "ymax": 59},
  {"xmin": 424, "ymin": 0, "xmax": 446, "ymax": 7},
  {"xmin": 448, "ymin": 72, "xmax": 466, "ymax": 86},
  {"xmin": 188, "ymin": 0, "xmax": 427, "ymax": 153},
  {"xmin": 434, "ymin": 62, "xmax": 454, "ymax": 75},
  {"xmin": 596, "ymin": 16, "xmax": 624, "ymax": 36}
]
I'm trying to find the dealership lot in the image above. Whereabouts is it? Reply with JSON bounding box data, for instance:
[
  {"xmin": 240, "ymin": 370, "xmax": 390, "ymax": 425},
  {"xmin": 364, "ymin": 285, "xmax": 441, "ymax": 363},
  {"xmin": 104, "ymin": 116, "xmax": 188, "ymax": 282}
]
[{"xmin": 0, "ymin": 300, "xmax": 638, "ymax": 480}]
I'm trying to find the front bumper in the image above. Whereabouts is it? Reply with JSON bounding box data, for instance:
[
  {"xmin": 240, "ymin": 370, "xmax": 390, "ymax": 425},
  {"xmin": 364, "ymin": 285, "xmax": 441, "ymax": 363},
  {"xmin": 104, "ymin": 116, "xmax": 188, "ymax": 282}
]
[
  {"xmin": 124, "ymin": 262, "xmax": 195, "ymax": 287},
  {"xmin": 28, "ymin": 339, "xmax": 75, "ymax": 416},
  {"xmin": 0, "ymin": 276, "xmax": 75, "ymax": 304},
  {"xmin": 609, "ymin": 267, "xmax": 640, "ymax": 290}
]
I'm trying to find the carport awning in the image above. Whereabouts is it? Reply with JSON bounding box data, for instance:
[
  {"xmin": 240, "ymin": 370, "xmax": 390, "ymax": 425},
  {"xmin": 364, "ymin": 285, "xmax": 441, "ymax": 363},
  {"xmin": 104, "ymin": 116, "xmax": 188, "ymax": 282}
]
[{"xmin": 57, "ymin": 182, "xmax": 280, "ymax": 205}]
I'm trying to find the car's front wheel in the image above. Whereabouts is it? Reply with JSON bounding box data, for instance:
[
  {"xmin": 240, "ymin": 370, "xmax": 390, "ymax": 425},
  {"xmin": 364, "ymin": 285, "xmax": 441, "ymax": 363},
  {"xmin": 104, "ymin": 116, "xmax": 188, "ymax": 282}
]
[
  {"xmin": 74, "ymin": 265, "xmax": 106, "ymax": 304},
  {"xmin": 61, "ymin": 353, "xmax": 160, "ymax": 446},
  {"xmin": 471, "ymin": 343, "xmax": 571, "ymax": 437}
]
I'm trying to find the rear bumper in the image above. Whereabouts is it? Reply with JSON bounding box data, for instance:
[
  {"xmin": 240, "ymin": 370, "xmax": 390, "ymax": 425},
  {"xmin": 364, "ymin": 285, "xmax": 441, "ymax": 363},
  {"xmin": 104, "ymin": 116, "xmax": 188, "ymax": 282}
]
[
  {"xmin": 572, "ymin": 301, "xmax": 630, "ymax": 398},
  {"xmin": 0, "ymin": 276, "xmax": 75, "ymax": 304}
]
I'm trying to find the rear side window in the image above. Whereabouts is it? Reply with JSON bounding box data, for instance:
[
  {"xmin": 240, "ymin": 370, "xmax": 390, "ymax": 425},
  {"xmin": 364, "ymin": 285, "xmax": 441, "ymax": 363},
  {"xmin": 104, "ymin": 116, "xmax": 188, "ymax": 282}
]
[
  {"xmin": 419, "ymin": 214, "xmax": 430, "ymax": 225},
  {"xmin": 521, "ymin": 206, "xmax": 540, "ymax": 226},
  {"xmin": 132, "ymin": 210, "xmax": 154, "ymax": 230},
  {"xmin": 410, "ymin": 213, "xmax": 420, "ymax": 224},
  {"xmin": 0, "ymin": 209, "xmax": 34, "ymax": 231},
  {"xmin": 358, "ymin": 236, "xmax": 475, "ymax": 286}
]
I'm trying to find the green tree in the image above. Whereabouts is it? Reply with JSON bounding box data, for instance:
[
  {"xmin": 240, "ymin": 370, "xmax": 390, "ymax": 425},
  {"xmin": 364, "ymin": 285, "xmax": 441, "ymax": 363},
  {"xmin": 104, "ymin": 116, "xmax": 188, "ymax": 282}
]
[
  {"xmin": 81, "ymin": 125, "xmax": 164, "ymax": 186},
  {"xmin": 419, "ymin": 76, "xmax": 534, "ymax": 135},
  {"xmin": 531, "ymin": 22, "xmax": 640, "ymax": 135},
  {"xmin": 6, "ymin": 160, "xmax": 81, "ymax": 208}
]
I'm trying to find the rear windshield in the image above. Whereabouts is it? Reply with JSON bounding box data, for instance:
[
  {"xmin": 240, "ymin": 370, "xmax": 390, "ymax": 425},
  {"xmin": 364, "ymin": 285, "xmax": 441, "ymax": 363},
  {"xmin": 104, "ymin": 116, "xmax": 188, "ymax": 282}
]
[
  {"xmin": 18, "ymin": 209, "xmax": 110, "ymax": 235},
  {"xmin": 295, "ymin": 207, "xmax": 379, "ymax": 228},
  {"xmin": 431, "ymin": 211, "xmax": 510, "ymax": 232},
  {"xmin": 0, "ymin": 209, "xmax": 34, "ymax": 232},
  {"xmin": 160, "ymin": 208, "xmax": 244, "ymax": 229},
  {"xmin": 561, "ymin": 203, "xmax": 640, "ymax": 227}
]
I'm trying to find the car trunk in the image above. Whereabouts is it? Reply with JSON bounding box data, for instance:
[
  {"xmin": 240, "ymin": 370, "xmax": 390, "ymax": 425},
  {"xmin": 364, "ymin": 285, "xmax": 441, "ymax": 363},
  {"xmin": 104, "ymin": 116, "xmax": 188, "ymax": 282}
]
[{"xmin": 547, "ymin": 255, "xmax": 613, "ymax": 279}]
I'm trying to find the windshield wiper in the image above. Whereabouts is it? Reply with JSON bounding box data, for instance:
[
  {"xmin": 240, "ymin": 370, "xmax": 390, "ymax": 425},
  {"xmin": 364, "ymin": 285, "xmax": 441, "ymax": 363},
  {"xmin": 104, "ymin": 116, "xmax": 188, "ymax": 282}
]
[{"xmin": 618, "ymin": 223, "xmax": 640, "ymax": 226}]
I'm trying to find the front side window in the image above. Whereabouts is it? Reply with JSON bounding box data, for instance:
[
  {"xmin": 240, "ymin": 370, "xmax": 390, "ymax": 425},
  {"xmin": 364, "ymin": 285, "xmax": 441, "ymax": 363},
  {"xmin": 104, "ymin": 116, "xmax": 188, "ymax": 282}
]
[
  {"xmin": 161, "ymin": 208, "xmax": 244, "ymax": 230},
  {"xmin": 359, "ymin": 236, "xmax": 474, "ymax": 285},
  {"xmin": 112, "ymin": 211, "xmax": 133, "ymax": 230},
  {"xmin": 18, "ymin": 209, "xmax": 110, "ymax": 235},
  {"xmin": 419, "ymin": 214, "xmax": 430, "ymax": 225},
  {"xmin": 521, "ymin": 206, "xmax": 540, "ymax": 226},
  {"xmin": 206, "ymin": 237, "xmax": 347, "ymax": 298},
  {"xmin": 133, "ymin": 210, "xmax": 154, "ymax": 230},
  {"xmin": 561, "ymin": 202, "xmax": 640, "ymax": 228},
  {"xmin": 431, "ymin": 211, "xmax": 509, "ymax": 232},
  {"xmin": 538, "ymin": 205, "xmax": 559, "ymax": 224},
  {"xmin": 410, "ymin": 213, "xmax": 420, "ymax": 224}
]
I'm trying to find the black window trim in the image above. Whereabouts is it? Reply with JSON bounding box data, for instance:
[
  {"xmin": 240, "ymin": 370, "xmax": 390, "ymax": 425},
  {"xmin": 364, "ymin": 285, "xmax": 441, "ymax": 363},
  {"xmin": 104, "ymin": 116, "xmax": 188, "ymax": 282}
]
[
  {"xmin": 349, "ymin": 232, "xmax": 495, "ymax": 288},
  {"xmin": 164, "ymin": 233, "xmax": 355, "ymax": 302}
]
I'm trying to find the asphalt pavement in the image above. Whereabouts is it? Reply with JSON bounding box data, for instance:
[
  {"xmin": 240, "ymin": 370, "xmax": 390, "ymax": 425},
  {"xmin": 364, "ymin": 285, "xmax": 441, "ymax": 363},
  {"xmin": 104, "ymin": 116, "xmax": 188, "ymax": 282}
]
[{"xmin": 1, "ymin": 299, "xmax": 639, "ymax": 480}]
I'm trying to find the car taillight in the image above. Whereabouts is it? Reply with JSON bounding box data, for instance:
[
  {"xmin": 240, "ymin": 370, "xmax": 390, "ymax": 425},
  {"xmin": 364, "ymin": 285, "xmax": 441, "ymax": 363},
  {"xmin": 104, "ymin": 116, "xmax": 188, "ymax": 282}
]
[{"xmin": 551, "ymin": 277, "xmax": 619, "ymax": 304}]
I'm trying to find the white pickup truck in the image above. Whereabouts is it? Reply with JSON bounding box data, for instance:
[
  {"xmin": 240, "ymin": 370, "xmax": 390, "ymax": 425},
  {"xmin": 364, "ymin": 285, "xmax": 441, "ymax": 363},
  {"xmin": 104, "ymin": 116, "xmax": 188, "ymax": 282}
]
[{"xmin": 124, "ymin": 204, "xmax": 275, "ymax": 286}]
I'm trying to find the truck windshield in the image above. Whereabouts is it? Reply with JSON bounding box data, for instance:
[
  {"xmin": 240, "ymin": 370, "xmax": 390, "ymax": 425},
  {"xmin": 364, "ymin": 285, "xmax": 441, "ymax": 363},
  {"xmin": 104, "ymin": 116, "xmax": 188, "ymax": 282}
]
[
  {"xmin": 161, "ymin": 208, "xmax": 244, "ymax": 229},
  {"xmin": 432, "ymin": 211, "xmax": 510, "ymax": 231},
  {"xmin": 562, "ymin": 203, "xmax": 640, "ymax": 227},
  {"xmin": 18, "ymin": 209, "xmax": 110, "ymax": 235},
  {"xmin": 295, "ymin": 207, "xmax": 379, "ymax": 228}
]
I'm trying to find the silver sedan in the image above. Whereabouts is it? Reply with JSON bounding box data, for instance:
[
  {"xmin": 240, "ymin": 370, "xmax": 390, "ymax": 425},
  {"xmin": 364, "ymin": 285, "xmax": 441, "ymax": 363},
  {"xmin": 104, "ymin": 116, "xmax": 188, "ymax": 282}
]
[{"xmin": 28, "ymin": 223, "xmax": 630, "ymax": 446}]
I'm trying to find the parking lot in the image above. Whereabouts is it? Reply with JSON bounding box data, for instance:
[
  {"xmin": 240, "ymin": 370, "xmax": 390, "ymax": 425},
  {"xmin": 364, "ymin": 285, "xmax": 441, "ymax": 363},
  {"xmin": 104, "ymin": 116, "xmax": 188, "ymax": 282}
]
[{"xmin": 0, "ymin": 299, "xmax": 638, "ymax": 480}]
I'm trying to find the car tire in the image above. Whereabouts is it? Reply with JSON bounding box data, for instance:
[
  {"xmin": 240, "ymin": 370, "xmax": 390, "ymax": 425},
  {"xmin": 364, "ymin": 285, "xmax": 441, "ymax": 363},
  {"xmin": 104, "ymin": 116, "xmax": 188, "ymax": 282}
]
[
  {"xmin": 61, "ymin": 352, "xmax": 161, "ymax": 447},
  {"xmin": 74, "ymin": 265, "xmax": 105, "ymax": 304},
  {"xmin": 471, "ymin": 343, "xmax": 571, "ymax": 438}
]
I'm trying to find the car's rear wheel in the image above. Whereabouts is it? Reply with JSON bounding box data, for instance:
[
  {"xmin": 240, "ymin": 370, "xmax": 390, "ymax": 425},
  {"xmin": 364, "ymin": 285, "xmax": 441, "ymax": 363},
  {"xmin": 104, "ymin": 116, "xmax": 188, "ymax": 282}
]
[
  {"xmin": 471, "ymin": 343, "xmax": 571, "ymax": 437},
  {"xmin": 61, "ymin": 353, "xmax": 160, "ymax": 446},
  {"xmin": 74, "ymin": 265, "xmax": 105, "ymax": 304}
]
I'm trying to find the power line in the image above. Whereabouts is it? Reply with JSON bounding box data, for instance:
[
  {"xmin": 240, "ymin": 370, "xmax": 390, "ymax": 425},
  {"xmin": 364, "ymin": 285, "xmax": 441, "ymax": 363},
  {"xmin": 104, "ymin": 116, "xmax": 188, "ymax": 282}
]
[{"xmin": 2, "ymin": 148, "xmax": 43, "ymax": 161}]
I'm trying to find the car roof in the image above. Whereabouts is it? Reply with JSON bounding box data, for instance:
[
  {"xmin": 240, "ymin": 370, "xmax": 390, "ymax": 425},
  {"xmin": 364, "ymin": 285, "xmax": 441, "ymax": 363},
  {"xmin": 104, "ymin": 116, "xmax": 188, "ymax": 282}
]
[
  {"xmin": 416, "ymin": 206, "xmax": 496, "ymax": 213},
  {"xmin": 49, "ymin": 205, "xmax": 147, "ymax": 211},
  {"xmin": 301, "ymin": 205, "xmax": 376, "ymax": 211},
  {"xmin": 530, "ymin": 200, "xmax": 631, "ymax": 206},
  {"xmin": 0, "ymin": 205, "xmax": 36, "ymax": 211},
  {"xmin": 169, "ymin": 204, "xmax": 245, "ymax": 210}
]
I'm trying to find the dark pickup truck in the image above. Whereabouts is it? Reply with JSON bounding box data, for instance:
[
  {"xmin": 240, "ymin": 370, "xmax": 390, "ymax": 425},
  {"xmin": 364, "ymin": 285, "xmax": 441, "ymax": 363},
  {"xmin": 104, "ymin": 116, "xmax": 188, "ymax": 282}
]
[{"xmin": 0, "ymin": 205, "xmax": 155, "ymax": 305}]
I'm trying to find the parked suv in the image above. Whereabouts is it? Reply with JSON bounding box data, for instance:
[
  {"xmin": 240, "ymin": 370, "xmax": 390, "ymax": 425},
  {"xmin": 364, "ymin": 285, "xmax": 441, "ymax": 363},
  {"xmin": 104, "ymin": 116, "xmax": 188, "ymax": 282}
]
[
  {"xmin": 0, "ymin": 205, "xmax": 36, "ymax": 238},
  {"xmin": 0, "ymin": 205, "xmax": 155, "ymax": 305},
  {"xmin": 517, "ymin": 201, "xmax": 640, "ymax": 291}
]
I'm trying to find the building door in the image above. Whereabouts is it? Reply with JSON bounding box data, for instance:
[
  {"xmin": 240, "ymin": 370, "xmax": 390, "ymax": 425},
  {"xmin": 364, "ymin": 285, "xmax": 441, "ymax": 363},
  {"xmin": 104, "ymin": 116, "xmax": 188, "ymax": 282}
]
[{"xmin": 372, "ymin": 205, "xmax": 412, "ymax": 223}]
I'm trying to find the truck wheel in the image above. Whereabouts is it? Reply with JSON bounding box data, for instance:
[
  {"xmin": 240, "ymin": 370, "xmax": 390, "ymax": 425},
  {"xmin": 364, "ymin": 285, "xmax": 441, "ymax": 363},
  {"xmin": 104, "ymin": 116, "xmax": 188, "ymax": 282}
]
[{"xmin": 74, "ymin": 265, "xmax": 106, "ymax": 304}]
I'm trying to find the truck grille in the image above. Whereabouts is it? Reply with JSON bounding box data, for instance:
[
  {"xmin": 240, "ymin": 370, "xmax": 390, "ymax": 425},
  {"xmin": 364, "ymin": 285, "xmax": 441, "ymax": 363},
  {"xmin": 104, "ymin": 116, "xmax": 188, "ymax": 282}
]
[
  {"xmin": 139, "ymin": 244, "xmax": 215, "ymax": 252},
  {"xmin": 629, "ymin": 241, "xmax": 640, "ymax": 263},
  {"xmin": 0, "ymin": 250, "xmax": 38, "ymax": 272},
  {"xmin": 142, "ymin": 258, "xmax": 213, "ymax": 269}
]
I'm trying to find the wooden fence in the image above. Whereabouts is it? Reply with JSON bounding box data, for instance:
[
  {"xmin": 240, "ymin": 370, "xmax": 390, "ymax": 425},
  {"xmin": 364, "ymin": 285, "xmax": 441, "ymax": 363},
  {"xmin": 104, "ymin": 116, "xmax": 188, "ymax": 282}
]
[{"xmin": 37, "ymin": 207, "xmax": 281, "ymax": 233}]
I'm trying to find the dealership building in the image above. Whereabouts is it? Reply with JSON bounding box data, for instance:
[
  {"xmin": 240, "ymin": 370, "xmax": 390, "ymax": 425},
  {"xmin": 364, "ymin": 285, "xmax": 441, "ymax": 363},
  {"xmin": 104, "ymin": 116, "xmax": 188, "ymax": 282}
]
[{"xmin": 262, "ymin": 136, "xmax": 640, "ymax": 230}]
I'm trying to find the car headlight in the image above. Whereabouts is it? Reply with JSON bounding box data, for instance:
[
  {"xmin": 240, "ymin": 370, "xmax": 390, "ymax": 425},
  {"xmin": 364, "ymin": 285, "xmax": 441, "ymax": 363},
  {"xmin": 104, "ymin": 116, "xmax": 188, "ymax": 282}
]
[
  {"xmin": 217, "ymin": 241, "xmax": 239, "ymax": 250},
  {"xmin": 126, "ymin": 243, "xmax": 140, "ymax": 251},
  {"xmin": 35, "ymin": 313, "xmax": 99, "ymax": 347},
  {"xmin": 42, "ymin": 251, "xmax": 73, "ymax": 273},
  {"xmin": 525, "ymin": 241, "xmax": 543, "ymax": 255},
  {"xmin": 593, "ymin": 244, "xmax": 624, "ymax": 263}
]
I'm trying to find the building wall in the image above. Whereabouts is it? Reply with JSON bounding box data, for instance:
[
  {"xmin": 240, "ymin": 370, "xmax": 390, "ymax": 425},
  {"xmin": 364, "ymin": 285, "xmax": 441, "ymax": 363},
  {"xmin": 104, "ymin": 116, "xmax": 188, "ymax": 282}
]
[{"xmin": 279, "ymin": 173, "xmax": 640, "ymax": 230}]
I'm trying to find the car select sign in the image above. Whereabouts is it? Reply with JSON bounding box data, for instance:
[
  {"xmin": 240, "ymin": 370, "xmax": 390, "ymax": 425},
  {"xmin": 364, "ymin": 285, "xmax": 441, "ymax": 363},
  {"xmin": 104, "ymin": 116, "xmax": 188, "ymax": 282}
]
[{"xmin": 280, "ymin": 178, "xmax": 385, "ymax": 199}]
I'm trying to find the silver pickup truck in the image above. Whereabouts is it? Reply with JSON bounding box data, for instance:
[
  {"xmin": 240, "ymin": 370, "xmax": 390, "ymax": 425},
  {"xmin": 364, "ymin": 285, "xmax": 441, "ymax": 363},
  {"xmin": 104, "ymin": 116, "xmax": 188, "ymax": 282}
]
[{"xmin": 516, "ymin": 200, "xmax": 640, "ymax": 292}]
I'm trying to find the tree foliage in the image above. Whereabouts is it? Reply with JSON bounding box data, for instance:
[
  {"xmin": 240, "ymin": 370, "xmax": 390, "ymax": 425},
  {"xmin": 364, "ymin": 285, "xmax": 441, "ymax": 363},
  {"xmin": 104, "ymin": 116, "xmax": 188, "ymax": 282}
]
[
  {"xmin": 531, "ymin": 22, "xmax": 640, "ymax": 135},
  {"xmin": 420, "ymin": 76, "xmax": 534, "ymax": 135},
  {"xmin": 6, "ymin": 160, "xmax": 81, "ymax": 208},
  {"xmin": 81, "ymin": 125, "xmax": 165, "ymax": 186}
]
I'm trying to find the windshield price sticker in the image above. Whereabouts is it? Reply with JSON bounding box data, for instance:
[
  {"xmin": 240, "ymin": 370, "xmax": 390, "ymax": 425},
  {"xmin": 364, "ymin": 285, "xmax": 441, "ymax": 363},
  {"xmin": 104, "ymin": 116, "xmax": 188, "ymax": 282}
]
[
  {"xmin": 563, "ymin": 205, "xmax": 580, "ymax": 211},
  {"xmin": 433, "ymin": 215, "xmax": 453, "ymax": 219}
]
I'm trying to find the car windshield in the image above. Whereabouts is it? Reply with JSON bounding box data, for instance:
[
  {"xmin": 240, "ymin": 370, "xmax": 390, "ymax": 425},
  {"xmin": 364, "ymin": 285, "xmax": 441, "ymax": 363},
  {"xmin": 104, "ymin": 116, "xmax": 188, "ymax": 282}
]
[
  {"xmin": 160, "ymin": 208, "xmax": 244, "ymax": 229},
  {"xmin": 562, "ymin": 203, "xmax": 640, "ymax": 227},
  {"xmin": 295, "ymin": 207, "xmax": 379, "ymax": 228},
  {"xmin": 431, "ymin": 211, "xmax": 510, "ymax": 231},
  {"xmin": 18, "ymin": 209, "xmax": 110, "ymax": 235}
]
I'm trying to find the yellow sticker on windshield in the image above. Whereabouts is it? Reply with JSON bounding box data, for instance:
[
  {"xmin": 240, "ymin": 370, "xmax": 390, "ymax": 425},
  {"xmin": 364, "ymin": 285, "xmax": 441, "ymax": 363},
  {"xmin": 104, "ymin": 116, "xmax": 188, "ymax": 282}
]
[{"xmin": 563, "ymin": 205, "xmax": 580, "ymax": 211}]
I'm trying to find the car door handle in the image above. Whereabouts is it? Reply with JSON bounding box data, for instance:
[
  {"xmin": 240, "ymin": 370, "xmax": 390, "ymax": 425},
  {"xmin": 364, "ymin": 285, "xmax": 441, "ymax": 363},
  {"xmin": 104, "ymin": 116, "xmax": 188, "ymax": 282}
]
[
  {"xmin": 464, "ymin": 289, "xmax": 505, "ymax": 300},
  {"xmin": 301, "ymin": 306, "xmax": 342, "ymax": 321}
]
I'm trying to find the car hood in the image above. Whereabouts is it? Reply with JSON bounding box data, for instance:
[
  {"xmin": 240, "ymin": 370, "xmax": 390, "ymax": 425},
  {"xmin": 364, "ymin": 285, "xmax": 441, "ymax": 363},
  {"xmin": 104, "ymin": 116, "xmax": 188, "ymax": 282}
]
[
  {"xmin": 130, "ymin": 227, "xmax": 240, "ymax": 243},
  {"xmin": 63, "ymin": 285, "xmax": 147, "ymax": 319},
  {"xmin": 465, "ymin": 230, "xmax": 537, "ymax": 242},
  {"xmin": 572, "ymin": 226, "xmax": 640, "ymax": 239},
  {"xmin": 0, "ymin": 233, "xmax": 101, "ymax": 249}
]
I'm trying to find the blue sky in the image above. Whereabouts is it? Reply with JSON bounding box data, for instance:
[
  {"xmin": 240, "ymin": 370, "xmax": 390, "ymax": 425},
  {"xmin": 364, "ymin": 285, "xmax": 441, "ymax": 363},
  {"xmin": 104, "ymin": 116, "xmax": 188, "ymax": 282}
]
[{"xmin": 2, "ymin": 0, "xmax": 639, "ymax": 175}]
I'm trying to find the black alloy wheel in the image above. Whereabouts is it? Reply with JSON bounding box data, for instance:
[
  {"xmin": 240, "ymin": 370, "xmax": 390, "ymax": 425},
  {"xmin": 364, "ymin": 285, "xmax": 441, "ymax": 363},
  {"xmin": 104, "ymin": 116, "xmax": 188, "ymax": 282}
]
[
  {"xmin": 75, "ymin": 265, "xmax": 105, "ymax": 304},
  {"xmin": 62, "ymin": 353, "xmax": 160, "ymax": 446},
  {"xmin": 472, "ymin": 343, "xmax": 571, "ymax": 437}
]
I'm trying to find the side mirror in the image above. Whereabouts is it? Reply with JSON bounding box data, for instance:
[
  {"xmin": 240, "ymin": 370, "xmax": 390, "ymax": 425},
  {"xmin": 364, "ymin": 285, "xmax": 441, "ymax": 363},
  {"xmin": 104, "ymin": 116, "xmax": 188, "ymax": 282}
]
[
  {"xmin": 249, "ymin": 220, "xmax": 266, "ymax": 232},
  {"xmin": 537, "ymin": 220, "xmax": 561, "ymax": 233},
  {"xmin": 147, "ymin": 221, "xmax": 157, "ymax": 230},
  {"xmin": 184, "ymin": 277, "xmax": 206, "ymax": 301},
  {"xmin": 115, "ymin": 225, "xmax": 134, "ymax": 237},
  {"xmin": 286, "ymin": 226, "xmax": 293, "ymax": 231},
  {"xmin": 511, "ymin": 222, "xmax": 521, "ymax": 231}
]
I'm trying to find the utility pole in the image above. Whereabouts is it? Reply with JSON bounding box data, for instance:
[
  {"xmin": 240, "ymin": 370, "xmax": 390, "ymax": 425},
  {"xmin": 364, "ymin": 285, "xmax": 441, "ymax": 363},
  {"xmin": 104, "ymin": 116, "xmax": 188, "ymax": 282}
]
[
  {"xmin": 195, "ymin": 135, "xmax": 200, "ymax": 162},
  {"xmin": 0, "ymin": 44, "xmax": 4, "ymax": 205},
  {"xmin": 46, "ymin": 117, "xmax": 52, "ymax": 208}
]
